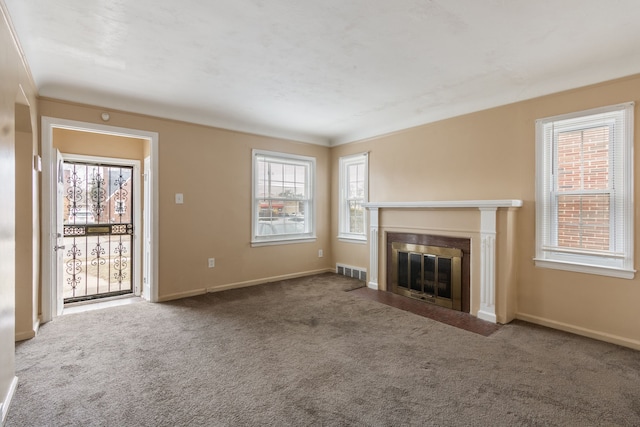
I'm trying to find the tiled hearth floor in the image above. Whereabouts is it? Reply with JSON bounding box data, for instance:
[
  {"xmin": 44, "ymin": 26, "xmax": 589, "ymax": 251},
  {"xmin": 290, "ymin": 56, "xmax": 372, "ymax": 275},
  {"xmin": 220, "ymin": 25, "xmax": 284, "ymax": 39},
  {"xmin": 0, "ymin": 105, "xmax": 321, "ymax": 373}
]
[{"xmin": 349, "ymin": 287, "xmax": 501, "ymax": 336}]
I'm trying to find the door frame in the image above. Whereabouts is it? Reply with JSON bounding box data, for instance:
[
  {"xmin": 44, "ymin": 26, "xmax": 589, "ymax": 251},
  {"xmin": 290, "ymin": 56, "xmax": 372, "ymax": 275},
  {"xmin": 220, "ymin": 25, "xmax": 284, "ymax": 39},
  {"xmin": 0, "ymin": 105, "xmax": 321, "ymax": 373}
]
[
  {"xmin": 41, "ymin": 117, "xmax": 159, "ymax": 322},
  {"xmin": 143, "ymin": 156, "xmax": 152, "ymax": 301}
]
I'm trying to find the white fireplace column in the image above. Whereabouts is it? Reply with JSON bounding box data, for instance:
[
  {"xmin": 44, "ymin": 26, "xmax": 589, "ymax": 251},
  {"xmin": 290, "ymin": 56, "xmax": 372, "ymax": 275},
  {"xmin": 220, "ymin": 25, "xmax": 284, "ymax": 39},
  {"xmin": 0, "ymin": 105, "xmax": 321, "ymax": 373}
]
[
  {"xmin": 363, "ymin": 200, "xmax": 522, "ymax": 324},
  {"xmin": 368, "ymin": 207, "xmax": 379, "ymax": 290},
  {"xmin": 478, "ymin": 207, "xmax": 498, "ymax": 323}
]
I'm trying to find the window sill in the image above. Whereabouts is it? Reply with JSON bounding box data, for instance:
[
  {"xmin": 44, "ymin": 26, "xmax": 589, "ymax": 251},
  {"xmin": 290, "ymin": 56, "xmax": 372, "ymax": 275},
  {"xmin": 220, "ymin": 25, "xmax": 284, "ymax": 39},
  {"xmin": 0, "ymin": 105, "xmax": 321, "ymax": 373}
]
[
  {"xmin": 251, "ymin": 236, "xmax": 317, "ymax": 247},
  {"xmin": 534, "ymin": 258, "xmax": 636, "ymax": 279},
  {"xmin": 338, "ymin": 235, "xmax": 367, "ymax": 244}
]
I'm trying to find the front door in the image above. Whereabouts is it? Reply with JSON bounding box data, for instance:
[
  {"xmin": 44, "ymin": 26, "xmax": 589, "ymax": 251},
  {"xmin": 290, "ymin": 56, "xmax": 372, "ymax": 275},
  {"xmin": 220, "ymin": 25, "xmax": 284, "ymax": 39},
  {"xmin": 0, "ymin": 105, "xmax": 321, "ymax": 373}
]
[{"xmin": 60, "ymin": 159, "xmax": 135, "ymax": 303}]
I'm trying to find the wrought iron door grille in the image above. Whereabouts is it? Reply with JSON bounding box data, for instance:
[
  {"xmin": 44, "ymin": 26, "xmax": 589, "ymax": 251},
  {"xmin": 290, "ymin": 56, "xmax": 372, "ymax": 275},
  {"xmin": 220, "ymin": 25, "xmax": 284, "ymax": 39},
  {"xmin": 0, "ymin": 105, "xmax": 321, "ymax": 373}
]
[{"xmin": 62, "ymin": 161, "xmax": 134, "ymax": 303}]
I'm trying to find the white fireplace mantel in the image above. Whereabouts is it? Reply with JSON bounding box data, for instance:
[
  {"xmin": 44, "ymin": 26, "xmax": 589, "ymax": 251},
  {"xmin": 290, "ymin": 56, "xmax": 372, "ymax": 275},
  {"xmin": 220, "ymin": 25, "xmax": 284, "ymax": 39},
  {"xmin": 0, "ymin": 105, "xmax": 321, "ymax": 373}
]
[
  {"xmin": 363, "ymin": 199, "xmax": 523, "ymax": 323},
  {"xmin": 364, "ymin": 200, "xmax": 523, "ymax": 209}
]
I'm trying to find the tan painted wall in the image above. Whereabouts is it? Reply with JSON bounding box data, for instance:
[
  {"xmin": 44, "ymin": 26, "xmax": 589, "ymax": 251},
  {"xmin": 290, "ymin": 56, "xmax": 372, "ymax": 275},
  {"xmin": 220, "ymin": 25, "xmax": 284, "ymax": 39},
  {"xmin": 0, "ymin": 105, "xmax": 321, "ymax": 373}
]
[
  {"xmin": 39, "ymin": 99, "xmax": 332, "ymax": 301},
  {"xmin": 15, "ymin": 126, "xmax": 39, "ymax": 342},
  {"xmin": 0, "ymin": 1, "xmax": 39, "ymax": 421},
  {"xmin": 330, "ymin": 74, "xmax": 640, "ymax": 349},
  {"xmin": 53, "ymin": 128, "xmax": 146, "ymax": 160}
]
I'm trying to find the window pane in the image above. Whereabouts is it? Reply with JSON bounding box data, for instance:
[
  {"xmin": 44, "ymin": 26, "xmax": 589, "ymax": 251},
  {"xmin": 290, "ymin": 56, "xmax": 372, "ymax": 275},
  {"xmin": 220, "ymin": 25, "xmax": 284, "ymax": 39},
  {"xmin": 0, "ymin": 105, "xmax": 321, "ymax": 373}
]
[
  {"xmin": 347, "ymin": 163, "xmax": 364, "ymax": 199},
  {"xmin": 582, "ymin": 127, "xmax": 609, "ymax": 190},
  {"xmin": 264, "ymin": 162, "xmax": 307, "ymax": 199},
  {"xmin": 256, "ymin": 159, "xmax": 268, "ymax": 197},
  {"xmin": 348, "ymin": 200, "xmax": 364, "ymax": 234},
  {"xmin": 557, "ymin": 194, "xmax": 610, "ymax": 250},
  {"xmin": 557, "ymin": 126, "xmax": 609, "ymax": 192}
]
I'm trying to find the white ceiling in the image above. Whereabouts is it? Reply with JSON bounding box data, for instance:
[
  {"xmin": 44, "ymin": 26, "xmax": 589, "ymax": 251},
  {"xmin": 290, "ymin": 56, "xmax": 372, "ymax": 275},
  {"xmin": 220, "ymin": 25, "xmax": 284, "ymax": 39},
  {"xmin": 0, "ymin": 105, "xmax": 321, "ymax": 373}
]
[{"xmin": 5, "ymin": 1, "xmax": 640, "ymax": 146}]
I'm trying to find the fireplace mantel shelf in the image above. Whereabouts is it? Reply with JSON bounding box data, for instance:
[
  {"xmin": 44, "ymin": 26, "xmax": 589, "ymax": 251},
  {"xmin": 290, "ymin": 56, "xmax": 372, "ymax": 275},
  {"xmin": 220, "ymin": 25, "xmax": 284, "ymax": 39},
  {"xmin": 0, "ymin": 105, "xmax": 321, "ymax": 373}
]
[
  {"xmin": 363, "ymin": 199, "xmax": 522, "ymax": 324},
  {"xmin": 363, "ymin": 199, "xmax": 523, "ymax": 209}
]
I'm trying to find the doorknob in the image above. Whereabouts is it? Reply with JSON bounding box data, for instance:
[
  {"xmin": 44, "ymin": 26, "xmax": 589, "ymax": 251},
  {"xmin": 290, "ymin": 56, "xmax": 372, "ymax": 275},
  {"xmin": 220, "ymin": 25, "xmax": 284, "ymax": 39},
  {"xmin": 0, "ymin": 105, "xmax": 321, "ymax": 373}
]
[{"xmin": 54, "ymin": 245, "xmax": 66, "ymax": 251}]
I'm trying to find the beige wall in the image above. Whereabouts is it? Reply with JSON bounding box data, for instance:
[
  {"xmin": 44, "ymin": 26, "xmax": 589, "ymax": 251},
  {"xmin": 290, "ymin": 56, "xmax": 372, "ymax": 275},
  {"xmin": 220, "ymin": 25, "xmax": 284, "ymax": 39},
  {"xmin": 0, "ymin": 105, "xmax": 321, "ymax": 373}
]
[
  {"xmin": 0, "ymin": 1, "xmax": 39, "ymax": 422},
  {"xmin": 39, "ymin": 99, "xmax": 332, "ymax": 301},
  {"xmin": 15, "ymin": 124, "xmax": 39, "ymax": 342},
  {"xmin": 330, "ymin": 74, "xmax": 640, "ymax": 350},
  {"xmin": 53, "ymin": 128, "xmax": 147, "ymax": 160}
]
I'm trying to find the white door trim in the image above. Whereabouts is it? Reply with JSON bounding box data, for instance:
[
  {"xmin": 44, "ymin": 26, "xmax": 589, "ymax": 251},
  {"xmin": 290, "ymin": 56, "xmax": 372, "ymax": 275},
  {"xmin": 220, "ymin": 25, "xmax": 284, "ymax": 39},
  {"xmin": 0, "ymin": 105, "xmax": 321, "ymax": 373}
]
[
  {"xmin": 143, "ymin": 156, "xmax": 152, "ymax": 300},
  {"xmin": 41, "ymin": 117, "xmax": 159, "ymax": 323}
]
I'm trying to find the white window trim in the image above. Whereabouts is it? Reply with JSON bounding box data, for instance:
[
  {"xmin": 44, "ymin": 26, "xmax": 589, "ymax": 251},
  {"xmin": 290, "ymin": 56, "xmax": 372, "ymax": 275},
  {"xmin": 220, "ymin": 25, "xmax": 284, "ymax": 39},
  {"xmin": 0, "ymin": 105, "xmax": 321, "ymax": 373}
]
[
  {"xmin": 534, "ymin": 102, "xmax": 635, "ymax": 279},
  {"xmin": 251, "ymin": 149, "xmax": 316, "ymax": 246},
  {"xmin": 338, "ymin": 152, "xmax": 369, "ymax": 242}
]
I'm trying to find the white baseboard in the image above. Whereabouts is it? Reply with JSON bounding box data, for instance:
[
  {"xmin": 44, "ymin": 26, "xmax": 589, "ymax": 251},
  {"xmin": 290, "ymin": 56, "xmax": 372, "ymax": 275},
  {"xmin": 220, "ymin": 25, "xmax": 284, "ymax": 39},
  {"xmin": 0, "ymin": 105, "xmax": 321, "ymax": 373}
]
[
  {"xmin": 1, "ymin": 376, "xmax": 18, "ymax": 425},
  {"xmin": 477, "ymin": 310, "xmax": 497, "ymax": 324},
  {"xmin": 157, "ymin": 288, "xmax": 207, "ymax": 303},
  {"xmin": 207, "ymin": 268, "xmax": 334, "ymax": 294},
  {"xmin": 157, "ymin": 269, "xmax": 335, "ymax": 302},
  {"xmin": 516, "ymin": 312, "xmax": 640, "ymax": 351}
]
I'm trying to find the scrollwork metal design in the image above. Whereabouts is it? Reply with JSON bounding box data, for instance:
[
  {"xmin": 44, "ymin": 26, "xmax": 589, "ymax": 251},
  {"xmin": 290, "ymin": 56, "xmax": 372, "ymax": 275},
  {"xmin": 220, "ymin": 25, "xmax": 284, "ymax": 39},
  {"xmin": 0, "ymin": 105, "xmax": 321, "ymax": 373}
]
[
  {"xmin": 90, "ymin": 241, "xmax": 106, "ymax": 267},
  {"xmin": 65, "ymin": 166, "xmax": 83, "ymax": 218},
  {"xmin": 90, "ymin": 170, "xmax": 107, "ymax": 217},
  {"xmin": 65, "ymin": 242, "xmax": 82, "ymax": 294},
  {"xmin": 113, "ymin": 240, "xmax": 128, "ymax": 286},
  {"xmin": 113, "ymin": 173, "xmax": 129, "ymax": 217}
]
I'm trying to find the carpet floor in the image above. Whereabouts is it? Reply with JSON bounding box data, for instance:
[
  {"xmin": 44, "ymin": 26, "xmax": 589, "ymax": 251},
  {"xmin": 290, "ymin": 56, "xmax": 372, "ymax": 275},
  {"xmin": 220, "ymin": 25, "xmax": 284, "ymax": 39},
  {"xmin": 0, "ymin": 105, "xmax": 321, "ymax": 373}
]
[{"xmin": 6, "ymin": 273, "xmax": 640, "ymax": 426}]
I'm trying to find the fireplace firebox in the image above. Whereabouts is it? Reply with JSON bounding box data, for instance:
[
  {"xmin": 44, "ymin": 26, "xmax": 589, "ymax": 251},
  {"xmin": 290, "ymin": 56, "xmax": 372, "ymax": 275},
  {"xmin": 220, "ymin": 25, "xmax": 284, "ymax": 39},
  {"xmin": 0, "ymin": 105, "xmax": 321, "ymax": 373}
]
[{"xmin": 387, "ymin": 232, "xmax": 470, "ymax": 312}]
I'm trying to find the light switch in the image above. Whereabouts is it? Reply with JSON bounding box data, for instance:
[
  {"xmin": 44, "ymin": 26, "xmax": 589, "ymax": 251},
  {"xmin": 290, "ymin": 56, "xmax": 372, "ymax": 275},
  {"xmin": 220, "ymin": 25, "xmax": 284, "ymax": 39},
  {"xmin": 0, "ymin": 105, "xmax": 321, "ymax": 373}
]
[{"xmin": 175, "ymin": 193, "xmax": 184, "ymax": 204}]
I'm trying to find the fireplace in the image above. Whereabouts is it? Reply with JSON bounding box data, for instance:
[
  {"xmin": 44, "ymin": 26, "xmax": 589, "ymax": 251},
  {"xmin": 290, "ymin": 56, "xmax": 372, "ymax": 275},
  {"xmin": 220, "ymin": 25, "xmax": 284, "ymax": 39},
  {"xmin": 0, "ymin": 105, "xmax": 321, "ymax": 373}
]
[
  {"xmin": 387, "ymin": 232, "xmax": 470, "ymax": 313},
  {"xmin": 364, "ymin": 199, "xmax": 523, "ymax": 323}
]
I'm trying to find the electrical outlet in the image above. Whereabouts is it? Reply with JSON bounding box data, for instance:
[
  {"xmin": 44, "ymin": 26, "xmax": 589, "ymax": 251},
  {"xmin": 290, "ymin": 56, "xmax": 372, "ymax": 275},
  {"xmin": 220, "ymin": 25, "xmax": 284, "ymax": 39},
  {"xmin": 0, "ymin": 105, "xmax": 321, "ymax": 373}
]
[
  {"xmin": 318, "ymin": 249, "xmax": 323, "ymax": 258},
  {"xmin": 208, "ymin": 258, "xmax": 215, "ymax": 268}
]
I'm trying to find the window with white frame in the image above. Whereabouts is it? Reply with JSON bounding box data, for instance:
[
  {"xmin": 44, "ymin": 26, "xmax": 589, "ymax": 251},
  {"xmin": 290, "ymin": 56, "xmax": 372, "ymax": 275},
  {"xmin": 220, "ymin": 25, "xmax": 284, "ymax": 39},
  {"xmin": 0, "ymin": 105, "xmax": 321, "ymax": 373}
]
[
  {"xmin": 535, "ymin": 102, "xmax": 635, "ymax": 278},
  {"xmin": 252, "ymin": 149, "xmax": 316, "ymax": 245},
  {"xmin": 339, "ymin": 152, "xmax": 368, "ymax": 241}
]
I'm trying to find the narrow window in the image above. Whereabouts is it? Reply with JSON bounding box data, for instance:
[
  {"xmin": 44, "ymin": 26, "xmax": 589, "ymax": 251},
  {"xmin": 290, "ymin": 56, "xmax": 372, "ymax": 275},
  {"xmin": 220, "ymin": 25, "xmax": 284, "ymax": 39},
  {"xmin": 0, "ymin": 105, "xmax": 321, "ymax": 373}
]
[
  {"xmin": 535, "ymin": 103, "xmax": 634, "ymax": 278},
  {"xmin": 252, "ymin": 150, "xmax": 316, "ymax": 245},
  {"xmin": 339, "ymin": 152, "xmax": 368, "ymax": 241}
]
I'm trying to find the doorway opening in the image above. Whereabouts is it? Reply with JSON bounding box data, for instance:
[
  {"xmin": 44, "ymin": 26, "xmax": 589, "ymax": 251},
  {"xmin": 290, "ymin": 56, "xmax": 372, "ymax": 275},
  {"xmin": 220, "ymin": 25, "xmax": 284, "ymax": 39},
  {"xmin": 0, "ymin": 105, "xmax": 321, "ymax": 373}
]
[
  {"xmin": 41, "ymin": 117, "xmax": 159, "ymax": 322},
  {"xmin": 61, "ymin": 158, "xmax": 137, "ymax": 304}
]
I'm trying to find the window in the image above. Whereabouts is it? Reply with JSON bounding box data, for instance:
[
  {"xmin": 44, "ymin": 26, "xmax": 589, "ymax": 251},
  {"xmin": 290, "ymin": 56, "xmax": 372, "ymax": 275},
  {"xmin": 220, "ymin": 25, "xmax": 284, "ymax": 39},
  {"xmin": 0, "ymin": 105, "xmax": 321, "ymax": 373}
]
[
  {"xmin": 535, "ymin": 102, "xmax": 634, "ymax": 278},
  {"xmin": 252, "ymin": 149, "xmax": 316, "ymax": 245},
  {"xmin": 339, "ymin": 152, "xmax": 368, "ymax": 241}
]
